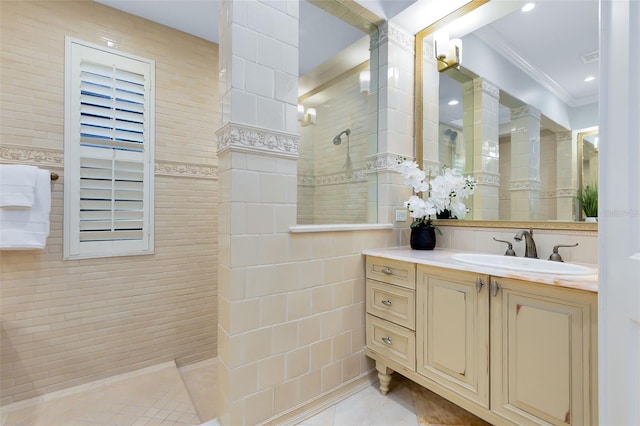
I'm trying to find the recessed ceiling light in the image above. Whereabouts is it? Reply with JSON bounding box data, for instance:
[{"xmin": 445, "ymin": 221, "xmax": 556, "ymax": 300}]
[
  {"xmin": 448, "ymin": 99, "xmax": 459, "ymax": 106},
  {"xmin": 522, "ymin": 3, "xmax": 535, "ymax": 12},
  {"xmin": 584, "ymin": 76, "xmax": 596, "ymax": 82}
]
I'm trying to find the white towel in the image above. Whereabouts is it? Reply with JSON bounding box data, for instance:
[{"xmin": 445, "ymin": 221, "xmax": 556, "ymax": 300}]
[
  {"xmin": 0, "ymin": 164, "xmax": 39, "ymax": 207},
  {"xmin": 0, "ymin": 168, "xmax": 51, "ymax": 249}
]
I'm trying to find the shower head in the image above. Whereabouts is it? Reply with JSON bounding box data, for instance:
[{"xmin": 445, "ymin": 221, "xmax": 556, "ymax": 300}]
[
  {"xmin": 444, "ymin": 128, "xmax": 458, "ymax": 142},
  {"xmin": 332, "ymin": 128, "xmax": 351, "ymax": 145}
]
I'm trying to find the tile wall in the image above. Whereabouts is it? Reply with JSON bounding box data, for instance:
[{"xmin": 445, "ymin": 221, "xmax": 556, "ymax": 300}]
[
  {"xmin": 297, "ymin": 71, "xmax": 372, "ymax": 224},
  {"xmin": 215, "ymin": 4, "xmax": 412, "ymax": 424},
  {"xmin": 0, "ymin": 0, "xmax": 218, "ymax": 405}
]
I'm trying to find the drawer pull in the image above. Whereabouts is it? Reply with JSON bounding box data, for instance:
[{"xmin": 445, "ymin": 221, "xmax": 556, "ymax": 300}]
[
  {"xmin": 381, "ymin": 267, "xmax": 393, "ymax": 274},
  {"xmin": 491, "ymin": 279, "xmax": 500, "ymax": 297},
  {"xmin": 381, "ymin": 299, "xmax": 392, "ymax": 306},
  {"xmin": 381, "ymin": 336, "xmax": 392, "ymax": 345},
  {"xmin": 475, "ymin": 277, "xmax": 485, "ymax": 293}
]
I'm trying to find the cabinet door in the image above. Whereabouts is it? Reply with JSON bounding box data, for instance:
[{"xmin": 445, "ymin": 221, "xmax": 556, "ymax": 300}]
[
  {"xmin": 490, "ymin": 277, "xmax": 597, "ymax": 425},
  {"xmin": 416, "ymin": 266, "xmax": 490, "ymax": 408}
]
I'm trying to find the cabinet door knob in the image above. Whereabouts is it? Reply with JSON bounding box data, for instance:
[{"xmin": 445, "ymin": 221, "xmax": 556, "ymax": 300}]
[
  {"xmin": 381, "ymin": 299, "xmax": 392, "ymax": 306},
  {"xmin": 491, "ymin": 279, "xmax": 500, "ymax": 297},
  {"xmin": 381, "ymin": 267, "xmax": 392, "ymax": 274},
  {"xmin": 475, "ymin": 277, "xmax": 485, "ymax": 293},
  {"xmin": 381, "ymin": 336, "xmax": 392, "ymax": 345}
]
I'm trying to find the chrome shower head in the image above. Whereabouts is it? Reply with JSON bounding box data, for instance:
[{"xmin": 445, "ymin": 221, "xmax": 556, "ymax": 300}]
[{"xmin": 332, "ymin": 128, "xmax": 351, "ymax": 145}]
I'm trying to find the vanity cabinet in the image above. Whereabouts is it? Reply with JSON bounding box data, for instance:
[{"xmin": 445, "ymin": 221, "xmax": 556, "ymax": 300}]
[
  {"xmin": 490, "ymin": 277, "xmax": 598, "ymax": 425},
  {"xmin": 416, "ymin": 266, "xmax": 490, "ymax": 409},
  {"xmin": 364, "ymin": 255, "xmax": 598, "ymax": 426},
  {"xmin": 365, "ymin": 256, "xmax": 416, "ymax": 394}
]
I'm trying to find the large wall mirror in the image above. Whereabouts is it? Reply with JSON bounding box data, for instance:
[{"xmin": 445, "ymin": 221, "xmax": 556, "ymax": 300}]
[
  {"xmin": 416, "ymin": 0, "xmax": 599, "ymax": 230},
  {"xmin": 296, "ymin": 1, "xmax": 380, "ymax": 225}
]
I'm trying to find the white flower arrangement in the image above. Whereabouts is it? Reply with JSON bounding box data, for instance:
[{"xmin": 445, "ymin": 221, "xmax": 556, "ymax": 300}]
[{"xmin": 398, "ymin": 159, "xmax": 477, "ymax": 228}]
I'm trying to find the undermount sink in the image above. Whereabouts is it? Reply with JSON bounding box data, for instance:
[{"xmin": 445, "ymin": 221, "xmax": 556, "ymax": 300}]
[{"xmin": 451, "ymin": 253, "xmax": 596, "ymax": 275}]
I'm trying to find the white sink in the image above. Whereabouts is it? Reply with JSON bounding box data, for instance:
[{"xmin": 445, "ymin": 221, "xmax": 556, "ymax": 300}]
[{"xmin": 451, "ymin": 253, "xmax": 596, "ymax": 275}]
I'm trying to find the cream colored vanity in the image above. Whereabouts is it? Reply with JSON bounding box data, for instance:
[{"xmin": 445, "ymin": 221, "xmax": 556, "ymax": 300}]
[{"xmin": 364, "ymin": 248, "xmax": 598, "ymax": 426}]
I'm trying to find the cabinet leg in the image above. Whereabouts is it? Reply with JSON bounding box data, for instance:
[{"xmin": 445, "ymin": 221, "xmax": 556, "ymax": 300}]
[{"xmin": 375, "ymin": 363, "xmax": 393, "ymax": 395}]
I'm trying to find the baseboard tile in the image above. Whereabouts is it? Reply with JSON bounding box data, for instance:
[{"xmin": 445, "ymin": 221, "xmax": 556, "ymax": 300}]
[{"xmin": 261, "ymin": 369, "xmax": 378, "ymax": 426}]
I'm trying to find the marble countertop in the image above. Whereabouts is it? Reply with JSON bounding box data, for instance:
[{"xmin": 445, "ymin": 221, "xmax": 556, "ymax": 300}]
[{"xmin": 363, "ymin": 247, "xmax": 598, "ymax": 293}]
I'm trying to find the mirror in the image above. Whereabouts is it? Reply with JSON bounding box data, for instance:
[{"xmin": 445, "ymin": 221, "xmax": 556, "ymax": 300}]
[
  {"xmin": 296, "ymin": 1, "xmax": 379, "ymax": 225},
  {"xmin": 416, "ymin": 0, "xmax": 599, "ymax": 229}
]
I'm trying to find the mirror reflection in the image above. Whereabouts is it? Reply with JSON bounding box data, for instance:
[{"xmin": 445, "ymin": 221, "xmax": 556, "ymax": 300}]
[
  {"xmin": 419, "ymin": 0, "xmax": 599, "ymax": 224},
  {"xmin": 296, "ymin": 1, "xmax": 379, "ymax": 225}
]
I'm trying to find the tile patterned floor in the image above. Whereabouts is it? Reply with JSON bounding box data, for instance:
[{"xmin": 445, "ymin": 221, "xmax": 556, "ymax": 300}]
[
  {"xmin": 1, "ymin": 360, "xmax": 488, "ymax": 426},
  {"xmin": 1, "ymin": 361, "xmax": 213, "ymax": 426},
  {"xmin": 298, "ymin": 373, "xmax": 490, "ymax": 426}
]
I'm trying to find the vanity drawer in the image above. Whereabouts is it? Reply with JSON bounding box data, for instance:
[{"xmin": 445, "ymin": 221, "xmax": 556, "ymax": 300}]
[
  {"xmin": 366, "ymin": 314, "xmax": 416, "ymax": 370},
  {"xmin": 366, "ymin": 256, "xmax": 416, "ymax": 290},
  {"xmin": 366, "ymin": 279, "xmax": 415, "ymax": 330}
]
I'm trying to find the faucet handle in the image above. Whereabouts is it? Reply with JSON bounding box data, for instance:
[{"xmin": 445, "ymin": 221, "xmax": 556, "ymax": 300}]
[
  {"xmin": 493, "ymin": 237, "xmax": 516, "ymax": 256},
  {"xmin": 548, "ymin": 243, "xmax": 579, "ymax": 262}
]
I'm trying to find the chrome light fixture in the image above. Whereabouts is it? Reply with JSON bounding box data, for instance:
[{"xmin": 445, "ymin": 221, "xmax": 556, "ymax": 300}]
[{"xmin": 433, "ymin": 30, "xmax": 462, "ymax": 72}]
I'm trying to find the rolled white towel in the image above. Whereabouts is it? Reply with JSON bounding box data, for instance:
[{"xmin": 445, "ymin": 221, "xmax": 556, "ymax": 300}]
[{"xmin": 0, "ymin": 164, "xmax": 39, "ymax": 208}]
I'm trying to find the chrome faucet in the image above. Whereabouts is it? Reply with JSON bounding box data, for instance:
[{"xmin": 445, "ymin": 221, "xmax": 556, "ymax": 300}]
[{"xmin": 514, "ymin": 229, "xmax": 538, "ymax": 259}]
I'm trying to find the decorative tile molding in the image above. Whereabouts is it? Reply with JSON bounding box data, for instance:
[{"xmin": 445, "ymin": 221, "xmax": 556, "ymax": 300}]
[
  {"xmin": 366, "ymin": 152, "xmax": 404, "ymax": 172},
  {"xmin": 468, "ymin": 78, "xmax": 500, "ymax": 99},
  {"xmin": 1, "ymin": 145, "xmax": 63, "ymax": 167},
  {"xmin": 510, "ymin": 105, "xmax": 541, "ymax": 120},
  {"xmin": 1, "ymin": 144, "xmax": 216, "ymax": 179},
  {"xmin": 422, "ymin": 42, "xmax": 435, "ymax": 60},
  {"xmin": 215, "ymin": 122, "xmax": 298, "ymax": 158},
  {"xmin": 421, "ymin": 160, "xmax": 441, "ymax": 177},
  {"xmin": 298, "ymin": 168, "xmax": 367, "ymax": 187},
  {"xmin": 509, "ymin": 189, "xmax": 577, "ymax": 199},
  {"xmin": 371, "ymin": 22, "xmax": 414, "ymax": 52},
  {"xmin": 509, "ymin": 179, "xmax": 542, "ymax": 191},
  {"xmin": 474, "ymin": 172, "xmax": 500, "ymax": 186},
  {"xmin": 556, "ymin": 188, "xmax": 578, "ymax": 197},
  {"xmin": 155, "ymin": 161, "xmax": 217, "ymax": 179}
]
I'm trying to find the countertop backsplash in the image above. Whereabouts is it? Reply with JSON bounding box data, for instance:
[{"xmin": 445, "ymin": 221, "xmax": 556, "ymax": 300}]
[{"xmin": 430, "ymin": 225, "xmax": 598, "ymax": 265}]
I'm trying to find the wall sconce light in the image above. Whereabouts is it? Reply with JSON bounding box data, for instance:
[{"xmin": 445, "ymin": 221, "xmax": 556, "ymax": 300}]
[
  {"xmin": 298, "ymin": 105, "xmax": 316, "ymax": 126},
  {"xmin": 433, "ymin": 30, "xmax": 462, "ymax": 72},
  {"xmin": 359, "ymin": 70, "xmax": 370, "ymax": 93}
]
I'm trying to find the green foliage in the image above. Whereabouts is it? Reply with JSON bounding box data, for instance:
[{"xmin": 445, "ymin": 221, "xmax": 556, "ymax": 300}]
[{"xmin": 577, "ymin": 184, "xmax": 598, "ymax": 217}]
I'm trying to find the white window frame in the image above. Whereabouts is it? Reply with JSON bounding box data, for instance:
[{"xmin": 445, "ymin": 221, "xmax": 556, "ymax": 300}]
[{"xmin": 64, "ymin": 37, "xmax": 155, "ymax": 259}]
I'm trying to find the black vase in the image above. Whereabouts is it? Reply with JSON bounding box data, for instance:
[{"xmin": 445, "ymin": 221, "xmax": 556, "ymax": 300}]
[
  {"xmin": 436, "ymin": 209, "xmax": 451, "ymax": 219},
  {"xmin": 410, "ymin": 225, "xmax": 436, "ymax": 250}
]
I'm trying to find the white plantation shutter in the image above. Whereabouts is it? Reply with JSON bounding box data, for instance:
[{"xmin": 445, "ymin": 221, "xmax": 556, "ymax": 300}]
[{"xmin": 64, "ymin": 38, "xmax": 154, "ymax": 259}]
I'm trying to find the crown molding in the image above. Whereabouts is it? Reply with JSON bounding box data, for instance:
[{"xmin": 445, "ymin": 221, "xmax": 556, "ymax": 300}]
[{"xmin": 474, "ymin": 28, "xmax": 598, "ymax": 107}]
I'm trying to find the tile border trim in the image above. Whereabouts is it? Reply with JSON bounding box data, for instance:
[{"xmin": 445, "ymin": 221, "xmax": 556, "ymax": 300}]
[
  {"xmin": 0, "ymin": 145, "xmax": 217, "ymax": 179},
  {"xmin": 215, "ymin": 122, "xmax": 299, "ymax": 158}
]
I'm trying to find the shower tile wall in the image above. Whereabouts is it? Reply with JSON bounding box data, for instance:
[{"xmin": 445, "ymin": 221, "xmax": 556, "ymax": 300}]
[
  {"xmin": 0, "ymin": 0, "xmax": 218, "ymax": 406},
  {"xmin": 297, "ymin": 78, "xmax": 371, "ymax": 224}
]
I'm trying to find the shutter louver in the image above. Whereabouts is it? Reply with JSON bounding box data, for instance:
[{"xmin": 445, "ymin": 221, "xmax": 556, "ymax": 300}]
[
  {"xmin": 65, "ymin": 39, "xmax": 154, "ymax": 259},
  {"xmin": 78, "ymin": 59, "xmax": 147, "ymax": 243}
]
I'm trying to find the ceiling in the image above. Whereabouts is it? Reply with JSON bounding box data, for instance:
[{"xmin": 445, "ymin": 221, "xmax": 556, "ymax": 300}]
[{"xmin": 94, "ymin": 0, "xmax": 598, "ymax": 110}]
